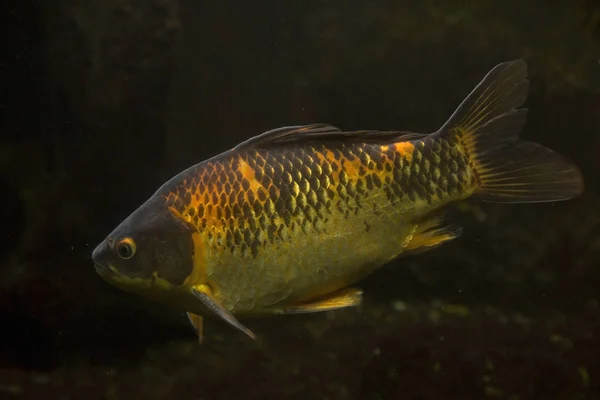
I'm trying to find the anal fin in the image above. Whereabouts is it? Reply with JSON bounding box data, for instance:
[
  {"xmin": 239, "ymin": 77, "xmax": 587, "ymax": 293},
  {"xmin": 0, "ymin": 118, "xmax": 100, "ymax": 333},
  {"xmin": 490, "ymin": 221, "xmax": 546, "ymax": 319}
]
[
  {"xmin": 404, "ymin": 215, "xmax": 463, "ymax": 255},
  {"xmin": 186, "ymin": 312, "xmax": 204, "ymax": 344},
  {"xmin": 280, "ymin": 287, "xmax": 363, "ymax": 314},
  {"xmin": 191, "ymin": 284, "xmax": 257, "ymax": 340}
]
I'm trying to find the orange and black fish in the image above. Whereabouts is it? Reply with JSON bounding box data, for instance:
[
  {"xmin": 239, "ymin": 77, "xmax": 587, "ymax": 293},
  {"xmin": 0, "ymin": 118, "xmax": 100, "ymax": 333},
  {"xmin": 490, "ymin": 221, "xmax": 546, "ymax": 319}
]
[{"xmin": 92, "ymin": 60, "xmax": 583, "ymax": 342}]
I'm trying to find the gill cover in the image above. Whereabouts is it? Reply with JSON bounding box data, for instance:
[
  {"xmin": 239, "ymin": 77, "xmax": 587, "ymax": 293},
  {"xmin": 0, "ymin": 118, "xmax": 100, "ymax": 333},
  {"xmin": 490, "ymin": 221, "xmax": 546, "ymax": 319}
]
[{"xmin": 94, "ymin": 199, "xmax": 196, "ymax": 287}]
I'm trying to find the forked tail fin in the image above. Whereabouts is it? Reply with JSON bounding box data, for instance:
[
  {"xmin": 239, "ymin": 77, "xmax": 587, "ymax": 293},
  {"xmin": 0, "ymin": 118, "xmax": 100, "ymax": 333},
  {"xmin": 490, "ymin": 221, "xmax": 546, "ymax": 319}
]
[{"xmin": 437, "ymin": 59, "xmax": 583, "ymax": 203}]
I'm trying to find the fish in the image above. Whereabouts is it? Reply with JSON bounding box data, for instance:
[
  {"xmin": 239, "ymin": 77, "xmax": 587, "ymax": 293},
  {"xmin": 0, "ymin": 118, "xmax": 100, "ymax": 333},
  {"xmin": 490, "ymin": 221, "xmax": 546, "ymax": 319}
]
[{"xmin": 91, "ymin": 60, "xmax": 584, "ymax": 343}]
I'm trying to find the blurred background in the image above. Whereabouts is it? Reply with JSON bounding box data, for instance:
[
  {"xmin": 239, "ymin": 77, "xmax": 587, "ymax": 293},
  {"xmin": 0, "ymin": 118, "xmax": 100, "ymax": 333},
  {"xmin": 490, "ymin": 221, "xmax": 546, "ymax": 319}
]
[{"xmin": 2, "ymin": 1, "xmax": 599, "ymax": 399}]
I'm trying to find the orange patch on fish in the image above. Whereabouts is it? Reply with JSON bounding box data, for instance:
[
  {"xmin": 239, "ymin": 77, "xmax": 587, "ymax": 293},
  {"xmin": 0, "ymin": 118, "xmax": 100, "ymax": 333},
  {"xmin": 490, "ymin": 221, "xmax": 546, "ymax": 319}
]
[
  {"xmin": 314, "ymin": 151, "xmax": 327, "ymax": 165},
  {"xmin": 184, "ymin": 230, "xmax": 207, "ymax": 286},
  {"xmin": 325, "ymin": 149, "xmax": 337, "ymax": 163},
  {"xmin": 238, "ymin": 158, "xmax": 262, "ymax": 193},
  {"xmin": 341, "ymin": 156, "xmax": 362, "ymax": 180},
  {"xmin": 164, "ymin": 175, "xmax": 223, "ymax": 231},
  {"xmin": 315, "ymin": 149, "xmax": 344, "ymax": 181},
  {"xmin": 394, "ymin": 142, "xmax": 415, "ymax": 161}
]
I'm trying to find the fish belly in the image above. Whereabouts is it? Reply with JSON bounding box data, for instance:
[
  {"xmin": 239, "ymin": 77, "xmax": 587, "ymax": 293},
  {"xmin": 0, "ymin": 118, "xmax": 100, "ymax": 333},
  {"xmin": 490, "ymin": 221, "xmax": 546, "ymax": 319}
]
[{"xmin": 206, "ymin": 196, "xmax": 415, "ymax": 315}]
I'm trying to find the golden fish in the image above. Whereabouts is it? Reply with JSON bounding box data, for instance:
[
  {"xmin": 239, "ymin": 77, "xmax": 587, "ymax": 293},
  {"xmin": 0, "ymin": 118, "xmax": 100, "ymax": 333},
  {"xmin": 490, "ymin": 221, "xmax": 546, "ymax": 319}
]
[{"xmin": 92, "ymin": 60, "xmax": 583, "ymax": 342}]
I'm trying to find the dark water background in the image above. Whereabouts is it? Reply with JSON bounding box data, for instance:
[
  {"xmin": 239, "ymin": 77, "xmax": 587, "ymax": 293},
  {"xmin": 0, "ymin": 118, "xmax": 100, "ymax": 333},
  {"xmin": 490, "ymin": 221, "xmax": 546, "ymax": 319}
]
[{"xmin": 2, "ymin": 1, "xmax": 600, "ymax": 399}]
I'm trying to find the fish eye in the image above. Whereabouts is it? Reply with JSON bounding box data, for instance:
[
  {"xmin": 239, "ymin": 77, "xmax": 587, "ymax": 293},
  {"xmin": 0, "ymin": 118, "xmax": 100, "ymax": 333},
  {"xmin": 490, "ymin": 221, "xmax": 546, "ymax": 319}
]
[{"xmin": 116, "ymin": 237, "xmax": 136, "ymax": 259}]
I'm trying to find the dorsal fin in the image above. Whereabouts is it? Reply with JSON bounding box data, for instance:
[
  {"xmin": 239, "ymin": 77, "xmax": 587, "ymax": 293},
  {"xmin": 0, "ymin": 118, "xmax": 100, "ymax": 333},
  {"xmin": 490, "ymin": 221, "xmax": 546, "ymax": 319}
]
[
  {"xmin": 235, "ymin": 123, "xmax": 427, "ymax": 150},
  {"xmin": 436, "ymin": 59, "xmax": 528, "ymax": 136}
]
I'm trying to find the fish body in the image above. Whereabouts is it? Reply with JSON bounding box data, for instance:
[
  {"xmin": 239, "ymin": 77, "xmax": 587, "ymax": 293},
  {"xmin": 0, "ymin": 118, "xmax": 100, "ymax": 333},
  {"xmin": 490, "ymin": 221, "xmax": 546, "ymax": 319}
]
[
  {"xmin": 92, "ymin": 60, "xmax": 583, "ymax": 341},
  {"xmin": 161, "ymin": 133, "xmax": 471, "ymax": 315}
]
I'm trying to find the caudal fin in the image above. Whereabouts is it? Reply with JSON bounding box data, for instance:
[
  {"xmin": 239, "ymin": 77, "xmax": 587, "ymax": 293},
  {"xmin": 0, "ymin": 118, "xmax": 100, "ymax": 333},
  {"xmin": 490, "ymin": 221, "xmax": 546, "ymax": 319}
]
[{"xmin": 437, "ymin": 59, "xmax": 584, "ymax": 203}]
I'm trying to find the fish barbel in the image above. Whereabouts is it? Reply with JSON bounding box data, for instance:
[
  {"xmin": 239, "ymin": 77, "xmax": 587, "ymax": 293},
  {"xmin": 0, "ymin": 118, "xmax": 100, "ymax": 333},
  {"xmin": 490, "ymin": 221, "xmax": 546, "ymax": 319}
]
[{"xmin": 92, "ymin": 60, "xmax": 583, "ymax": 342}]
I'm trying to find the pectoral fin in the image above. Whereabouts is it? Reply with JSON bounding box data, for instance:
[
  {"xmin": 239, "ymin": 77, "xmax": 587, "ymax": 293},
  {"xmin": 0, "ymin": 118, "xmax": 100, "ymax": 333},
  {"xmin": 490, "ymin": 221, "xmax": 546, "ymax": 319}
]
[
  {"xmin": 191, "ymin": 284, "xmax": 257, "ymax": 340},
  {"xmin": 186, "ymin": 312, "xmax": 204, "ymax": 344},
  {"xmin": 279, "ymin": 287, "xmax": 363, "ymax": 314},
  {"xmin": 403, "ymin": 215, "xmax": 463, "ymax": 255}
]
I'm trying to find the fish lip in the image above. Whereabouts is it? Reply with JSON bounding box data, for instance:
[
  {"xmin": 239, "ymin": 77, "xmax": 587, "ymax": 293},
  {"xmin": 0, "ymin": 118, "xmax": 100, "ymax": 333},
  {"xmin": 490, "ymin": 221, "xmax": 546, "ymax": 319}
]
[
  {"xmin": 93, "ymin": 261, "xmax": 106, "ymax": 270},
  {"xmin": 92, "ymin": 240, "xmax": 110, "ymax": 271},
  {"xmin": 93, "ymin": 261, "xmax": 111, "ymax": 276}
]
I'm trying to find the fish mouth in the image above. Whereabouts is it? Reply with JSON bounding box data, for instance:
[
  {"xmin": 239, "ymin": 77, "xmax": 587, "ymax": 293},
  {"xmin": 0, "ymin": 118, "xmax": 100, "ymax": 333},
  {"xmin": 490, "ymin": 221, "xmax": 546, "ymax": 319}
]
[
  {"xmin": 92, "ymin": 240, "xmax": 112, "ymax": 275},
  {"xmin": 93, "ymin": 261, "xmax": 113, "ymax": 277}
]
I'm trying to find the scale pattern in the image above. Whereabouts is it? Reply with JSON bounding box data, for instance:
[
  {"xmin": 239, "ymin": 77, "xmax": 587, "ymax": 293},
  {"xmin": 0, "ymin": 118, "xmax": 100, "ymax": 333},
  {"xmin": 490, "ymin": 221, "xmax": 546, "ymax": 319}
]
[{"xmin": 161, "ymin": 134, "xmax": 476, "ymax": 261}]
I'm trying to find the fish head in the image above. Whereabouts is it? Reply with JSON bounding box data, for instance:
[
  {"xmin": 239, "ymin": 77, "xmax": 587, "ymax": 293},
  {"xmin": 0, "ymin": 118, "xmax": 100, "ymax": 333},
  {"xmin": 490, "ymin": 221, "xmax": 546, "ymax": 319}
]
[{"xmin": 92, "ymin": 198, "xmax": 197, "ymax": 300}]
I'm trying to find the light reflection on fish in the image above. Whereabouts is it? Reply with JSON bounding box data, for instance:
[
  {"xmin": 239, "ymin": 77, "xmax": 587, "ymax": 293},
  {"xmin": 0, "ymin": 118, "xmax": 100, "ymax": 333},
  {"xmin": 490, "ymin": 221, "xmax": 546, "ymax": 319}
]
[{"xmin": 92, "ymin": 60, "xmax": 583, "ymax": 342}]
